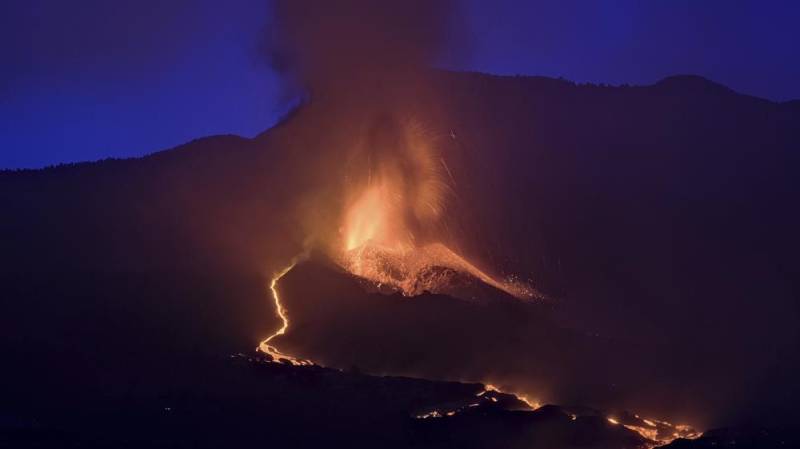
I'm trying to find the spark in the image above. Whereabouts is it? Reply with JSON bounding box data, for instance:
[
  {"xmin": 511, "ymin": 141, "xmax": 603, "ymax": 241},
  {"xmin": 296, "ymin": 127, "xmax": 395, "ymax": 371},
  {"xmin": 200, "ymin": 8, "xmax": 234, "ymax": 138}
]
[{"xmin": 440, "ymin": 157, "xmax": 457, "ymax": 187}]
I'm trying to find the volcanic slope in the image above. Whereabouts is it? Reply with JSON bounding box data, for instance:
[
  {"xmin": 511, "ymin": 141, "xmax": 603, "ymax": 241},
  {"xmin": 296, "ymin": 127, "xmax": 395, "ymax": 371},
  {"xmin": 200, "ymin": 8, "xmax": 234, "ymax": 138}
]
[{"xmin": 1, "ymin": 71, "xmax": 798, "ymax": 445}]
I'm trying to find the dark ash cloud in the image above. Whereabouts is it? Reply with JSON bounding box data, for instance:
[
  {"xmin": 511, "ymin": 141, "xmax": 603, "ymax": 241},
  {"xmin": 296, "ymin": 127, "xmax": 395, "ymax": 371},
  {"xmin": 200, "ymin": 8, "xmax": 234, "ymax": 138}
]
[{"xmin": 265, "ymin": 0, "xmax": 462, "ymax": 94}]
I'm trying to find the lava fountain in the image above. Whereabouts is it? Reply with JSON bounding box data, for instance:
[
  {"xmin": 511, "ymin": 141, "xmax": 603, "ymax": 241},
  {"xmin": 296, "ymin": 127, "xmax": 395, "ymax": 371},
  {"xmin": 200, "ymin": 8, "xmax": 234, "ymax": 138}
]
[{"xmin": 335, "ymin": 117, "xmax": 536, "ymax": 300}]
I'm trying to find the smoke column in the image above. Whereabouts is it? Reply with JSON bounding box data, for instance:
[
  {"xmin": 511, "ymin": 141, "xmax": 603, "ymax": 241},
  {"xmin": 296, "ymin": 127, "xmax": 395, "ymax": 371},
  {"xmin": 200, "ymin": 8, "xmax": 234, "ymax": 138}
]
[{"xmin": 265, "ymin": 0, "xmax": 460, "ymax": 97}]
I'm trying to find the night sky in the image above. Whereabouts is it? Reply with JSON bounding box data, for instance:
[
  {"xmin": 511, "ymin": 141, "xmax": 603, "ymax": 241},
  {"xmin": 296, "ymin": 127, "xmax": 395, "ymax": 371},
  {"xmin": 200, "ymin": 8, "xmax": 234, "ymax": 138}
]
[{"xmin": 2, "ymin": 0, "xmax": 798, "ymax": 169}]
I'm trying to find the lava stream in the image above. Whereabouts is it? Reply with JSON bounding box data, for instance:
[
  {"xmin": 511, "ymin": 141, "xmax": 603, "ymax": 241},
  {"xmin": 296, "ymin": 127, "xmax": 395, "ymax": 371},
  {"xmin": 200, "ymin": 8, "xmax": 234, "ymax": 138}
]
[
  {"xmin": 257, "ymin": 256, "xmax": 312, "ymax": 366},
  {"xmin": 255, "ymin": 256, "xmax": 699, "ymax": 446}
]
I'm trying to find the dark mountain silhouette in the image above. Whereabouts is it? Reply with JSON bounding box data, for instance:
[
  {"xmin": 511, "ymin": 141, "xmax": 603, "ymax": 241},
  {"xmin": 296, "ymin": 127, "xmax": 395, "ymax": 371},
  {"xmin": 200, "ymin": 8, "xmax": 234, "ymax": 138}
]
[{"xmin": 1, "ymin": 71, "xmax": 798, "ymax": 447}]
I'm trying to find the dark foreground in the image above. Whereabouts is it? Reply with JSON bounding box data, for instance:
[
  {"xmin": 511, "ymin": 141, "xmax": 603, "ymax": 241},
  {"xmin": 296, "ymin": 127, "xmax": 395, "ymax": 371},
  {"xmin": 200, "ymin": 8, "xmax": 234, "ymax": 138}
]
[{"xmin": 0, "ymin": 352, "xmax": 795, "ymax": 449}]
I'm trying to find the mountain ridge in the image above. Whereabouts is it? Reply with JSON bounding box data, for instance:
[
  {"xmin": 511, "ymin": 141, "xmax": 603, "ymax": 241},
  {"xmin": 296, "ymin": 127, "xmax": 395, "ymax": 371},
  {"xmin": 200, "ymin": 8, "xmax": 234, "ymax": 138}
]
[
  {"xmin": 1, "ymin": 68, "xmax": 798, "ymax": 436},
  {"xmin": 3, "ymin": 70, "xmax": 797, "ymax": 175}
]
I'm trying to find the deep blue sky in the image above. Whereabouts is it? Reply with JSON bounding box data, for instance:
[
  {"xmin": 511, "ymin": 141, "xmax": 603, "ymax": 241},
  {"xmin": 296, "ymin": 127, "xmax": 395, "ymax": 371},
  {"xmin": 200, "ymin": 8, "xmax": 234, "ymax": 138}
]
[{"xmin": 2, "ymin": 0, "xmax": 799, "ymax": 169}]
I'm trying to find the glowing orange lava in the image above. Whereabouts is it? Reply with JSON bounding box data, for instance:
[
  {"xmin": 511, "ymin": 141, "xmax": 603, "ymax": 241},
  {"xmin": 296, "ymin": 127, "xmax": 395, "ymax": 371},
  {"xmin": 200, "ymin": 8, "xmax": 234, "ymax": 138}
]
[
  {"xmin": 332, "ymin": 118, "xmax": 541, "ymax": 301},
  {"xmin": 258, "ymin": 256, "xmax": 311, "ymax": 366},
  {"xmin": 607, "ymin": 414, "xmax": 701, "ymax": 446},
  {"xmin": 482, "ymin": 383, "xmax": 541, "ymax": 409},
  {"xmin": 418, "ymin": 384, "xmax": 699, "ymax": 446},
  {"xmin": 336, "ymin": 136, "xmax": 536, "ymax": 300},
  {"xmin": 343, "ymin": 181, "xmax": 406, "ymax": 252}
]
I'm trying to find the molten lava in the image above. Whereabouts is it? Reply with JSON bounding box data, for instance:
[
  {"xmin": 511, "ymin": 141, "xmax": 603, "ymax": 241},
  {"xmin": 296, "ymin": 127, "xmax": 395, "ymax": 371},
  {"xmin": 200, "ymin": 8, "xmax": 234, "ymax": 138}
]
[
  {"xmin": 336, "ymin": 121, "xmax": 535, "ymax": 300},
  {"xmin": 258, "ymin": 256, "xmax": 311, "ymax": 366},
  {"xmin": 482, "ymin": 384, "xmax": 540, "ymax": 410},
  {"xmin": 606, "ymin": 414, "xmax": 702, "ymax": 446},
  {"xmin": 415, "ymin": 384, "xmax": 698, "ymax": 447},
  {"xmin": 340, "ymin": 241, "xmax": 535, "ymax": 300},
  {"xmin": 343, "ymin": 181, "xmax": 405, "ymax": 252}
]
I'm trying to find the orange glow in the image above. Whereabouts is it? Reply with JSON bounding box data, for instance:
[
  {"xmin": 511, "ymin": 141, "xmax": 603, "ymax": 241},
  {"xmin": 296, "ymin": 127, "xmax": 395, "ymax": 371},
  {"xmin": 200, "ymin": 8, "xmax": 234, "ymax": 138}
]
[
  {"xmin": 255, "ymin": 117, "xmax": 701, "ymax": 447},
  {"xmin": 343, "ymin": 181, "xmax": 404, "ymax": 252},
  {"xmin": 481, "ymin": 384, "xmax": 541, "ymax": 410},
  {"xmin": 258, "ymin": 256, "xmax": 311, "ymax": 366},
  {"xmin": 340, "ymin": 241, "xmax": 536, "ymax": 299},
  {"xmin": 335, "ymin": 120, "xmax": 548, "ymax": 426},
  {"xmin": 516, "ymin": 394, "xmax": 541, "ymax": 410},
  {"xmin": 414, "ymin": 383, "xmax": 541, "ymax": 420},
  {"xmin": 613, "ymin": 414, "xmax": 702, "ymax": 446},
  {"xmin": 255, "ymin": 260, "xmax": 700, "ymax": 445},
  {"xmin": 624, "ymin": 424, "xmax": 659, "ymax": 442},
  {"xmin": 344, "ymin": 186, "xmax": 383, "ymax": 251},
  {"xmin": 335, "ymin": 121, "xmax": 536, "ymax": 300},
  {"xmin": 414, "ymin": 383, "xmax": 701, "ymax": 446},
  {"xmin": 339, "ymin": 219, "xmax": 537, "ymax": 300}
]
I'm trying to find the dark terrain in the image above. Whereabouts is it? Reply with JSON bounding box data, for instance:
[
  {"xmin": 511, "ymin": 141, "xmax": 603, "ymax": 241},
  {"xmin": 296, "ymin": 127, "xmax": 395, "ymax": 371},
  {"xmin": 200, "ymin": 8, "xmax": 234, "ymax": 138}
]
[{"xmin": 1, "ymin": 71, "xmax": 799, "ymax": 447}]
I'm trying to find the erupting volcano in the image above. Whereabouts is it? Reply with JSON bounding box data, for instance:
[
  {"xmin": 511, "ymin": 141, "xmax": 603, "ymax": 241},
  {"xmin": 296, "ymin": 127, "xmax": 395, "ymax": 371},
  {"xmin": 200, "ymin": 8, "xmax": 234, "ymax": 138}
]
[
  {"xmin": 252, "ymin": 115, "xmax": 704, "ymax": 448},
  {"xmin": 258, "ymin": 117, "xmax": 538, "ymax": 361},
  {"xmin": 335, "ymin": 119, "xmax": 537, "ymax": 301},
  {"xmin": 4, "ymin": 1, "xmax": 799, "ymax": 447},
  {"xmin": 258, "ymin": 117, "xmax": 536, "ymax": 362}
]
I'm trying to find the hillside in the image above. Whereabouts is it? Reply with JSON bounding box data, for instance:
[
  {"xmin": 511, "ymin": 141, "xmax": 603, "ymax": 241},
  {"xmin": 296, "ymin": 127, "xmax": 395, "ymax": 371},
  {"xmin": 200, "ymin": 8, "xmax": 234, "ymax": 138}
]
[{"xmin": 1, "ymin": 71, "xmax": 798, "ymax": 444}]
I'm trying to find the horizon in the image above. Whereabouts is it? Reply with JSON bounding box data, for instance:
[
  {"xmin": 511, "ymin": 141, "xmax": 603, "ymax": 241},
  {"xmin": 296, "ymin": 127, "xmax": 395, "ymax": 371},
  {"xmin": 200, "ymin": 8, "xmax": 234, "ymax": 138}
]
[
  {"xmin": 2, "ymin": 0, "xmax": 799, "ymax": 169},
  {"xmin": 2, "ymin": 70, "xmax": 780, "ymax": 172}
]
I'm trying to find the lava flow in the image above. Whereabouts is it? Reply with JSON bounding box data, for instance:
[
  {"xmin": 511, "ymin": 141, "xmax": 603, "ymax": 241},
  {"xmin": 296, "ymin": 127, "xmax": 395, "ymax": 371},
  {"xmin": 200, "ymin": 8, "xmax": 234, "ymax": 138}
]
[
  {"xmin": 605, "ymin": 414, "xmax": 702, "ymax": 446},
  {"xmin": 415, "ymin": 384, "xmax": 699, "ymax": 447},
  {"xmin": 255, "ymin": 118, "xmax": 699, "ymax": 446},
  {"xmin": 257, "ymin": 255, "xmax": 311, "ymax": 366}
]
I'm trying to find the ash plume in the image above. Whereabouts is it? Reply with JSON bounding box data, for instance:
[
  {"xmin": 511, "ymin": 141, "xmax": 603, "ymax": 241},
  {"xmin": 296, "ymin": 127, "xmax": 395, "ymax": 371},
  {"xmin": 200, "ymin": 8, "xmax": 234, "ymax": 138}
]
[
  {"xmin": 261, "ymin": 0, "xmax": 476, "ymax": 262},
  {"xmin": 265, "ymin": 0, "xmax": 461, "ymax": 96}
]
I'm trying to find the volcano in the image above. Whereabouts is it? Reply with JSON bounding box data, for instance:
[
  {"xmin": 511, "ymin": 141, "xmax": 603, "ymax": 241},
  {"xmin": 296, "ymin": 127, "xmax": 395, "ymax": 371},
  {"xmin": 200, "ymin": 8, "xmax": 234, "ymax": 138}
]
[
  {"xmin": 1, "ymin": 71, "xmax": 799, "ymax": 448},
  {"xmin": 339, "ymin": 241, "xmax": 537, "ymax": 301}
]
